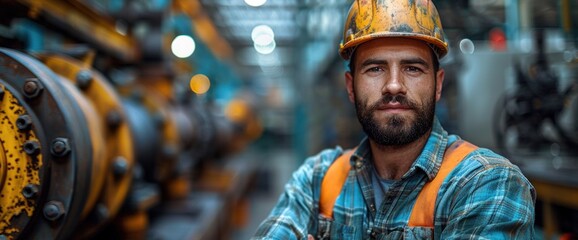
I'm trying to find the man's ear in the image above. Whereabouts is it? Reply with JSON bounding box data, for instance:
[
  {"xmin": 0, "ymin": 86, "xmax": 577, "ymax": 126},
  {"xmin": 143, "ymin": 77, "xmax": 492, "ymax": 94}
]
[
  {"xmin": 435, "ymin": 69, "xmax": 445, "ymax": 102},
  {"xmin": 345, "ymin": 71, "xmax": 355, "ymax": 103}
]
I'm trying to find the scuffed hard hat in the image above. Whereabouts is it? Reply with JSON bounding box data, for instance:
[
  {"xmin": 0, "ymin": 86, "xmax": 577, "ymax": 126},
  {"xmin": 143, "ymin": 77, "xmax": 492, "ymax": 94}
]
[{"xmin": 339, "ymin": 0, "xmax": 449, "ymax": 60}]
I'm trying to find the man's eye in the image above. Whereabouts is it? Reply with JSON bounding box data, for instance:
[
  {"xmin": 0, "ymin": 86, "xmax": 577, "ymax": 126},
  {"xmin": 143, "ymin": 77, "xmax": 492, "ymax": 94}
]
[
  {"xmin": 367, "ymin": 67, "xmax": 381, "ymax": 72},
  {"xmin": 406, "ymin": 66, "xmax": 422, "ymax": 72}
]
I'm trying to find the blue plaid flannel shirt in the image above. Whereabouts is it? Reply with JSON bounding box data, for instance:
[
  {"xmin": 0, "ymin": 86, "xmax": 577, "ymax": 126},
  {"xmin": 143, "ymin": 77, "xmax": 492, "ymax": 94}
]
[{"xmin": 252, "ymin": 118, "xmax": 535, "ymax": 239}]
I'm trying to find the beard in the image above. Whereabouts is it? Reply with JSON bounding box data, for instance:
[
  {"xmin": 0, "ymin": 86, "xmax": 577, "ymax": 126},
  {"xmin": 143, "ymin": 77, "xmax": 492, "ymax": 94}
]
[{"xmin": 355, "ymin": 92, "xmax": 436, "ymax": 146}]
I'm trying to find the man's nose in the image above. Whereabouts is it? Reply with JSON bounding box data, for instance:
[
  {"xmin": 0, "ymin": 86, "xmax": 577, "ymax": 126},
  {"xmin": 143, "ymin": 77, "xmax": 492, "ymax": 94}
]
[{"xmin": 381, "ymin": 70, "xmax": 406, "ymax": 96}]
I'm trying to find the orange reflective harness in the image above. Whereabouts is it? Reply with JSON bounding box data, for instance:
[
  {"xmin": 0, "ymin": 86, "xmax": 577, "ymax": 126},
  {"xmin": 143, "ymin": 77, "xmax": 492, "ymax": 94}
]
[{"xmin": 319, "ymin": 140, "xmax": 477, "ymax": 227}]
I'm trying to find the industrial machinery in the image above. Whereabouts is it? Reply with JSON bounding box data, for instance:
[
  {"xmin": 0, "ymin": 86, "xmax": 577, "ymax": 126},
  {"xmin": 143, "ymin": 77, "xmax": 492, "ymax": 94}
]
[
  {"xmin": 0, "ymin": 0, "xmax": 261, "ymax": 239},
  {"xmin": 493, "ymin": 29, "xmax": 578, "ymax": 159}
]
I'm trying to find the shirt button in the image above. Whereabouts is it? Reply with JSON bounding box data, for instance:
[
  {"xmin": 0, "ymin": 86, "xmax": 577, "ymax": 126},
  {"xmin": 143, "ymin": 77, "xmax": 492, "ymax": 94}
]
[
  {"xmin": 366, "ymin": 228, "xmax": 372, "ymax": 234},
  {"xmin": 355, "ymin": 160, "xmax": 363, "ymax": 169},
  {"xmin": 369, "ymin": 204, "xmax": 375, "ymax": 211}
]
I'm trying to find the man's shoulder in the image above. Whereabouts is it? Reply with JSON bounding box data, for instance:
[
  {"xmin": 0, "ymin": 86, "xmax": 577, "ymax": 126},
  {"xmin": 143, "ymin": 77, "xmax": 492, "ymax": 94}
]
[
  {"xmin": 446, "ymin": 135, "xmax": 521, "ymax": 172},
  {"xmin": 305, "ymin": 146, "xmax": 347, "ymax": 168},
  {"xmin": 462, "ymin": 146, "xmax": 521, "ymax": 171},
  {"xmin": 452, "ymin": 144, "xmax": 531, "ymax": 186},
  {"xmin": 288, "ymin": 146, "xmax": 351, "ymax": 182},
  {"xmin": 443, "ymin": 141, "xmax": 535, "ymax": 198}
]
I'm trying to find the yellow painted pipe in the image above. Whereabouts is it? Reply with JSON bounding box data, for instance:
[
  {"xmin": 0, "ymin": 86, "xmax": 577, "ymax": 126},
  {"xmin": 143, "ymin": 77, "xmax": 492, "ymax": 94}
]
[{"xmin": 0, "ymin": 85, "xmax": 42, "ymax": 235}]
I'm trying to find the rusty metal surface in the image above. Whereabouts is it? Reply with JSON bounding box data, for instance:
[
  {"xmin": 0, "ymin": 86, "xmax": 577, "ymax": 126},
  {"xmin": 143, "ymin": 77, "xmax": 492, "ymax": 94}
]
[
  {"xmin": 0, "ymin": 0, "xmax": 268, "ymax": 235},
  {"xmin": 37, "ymin": 53, "xmax": 136, "ymax": 238},
  {"xmin": 0, "ymin": 82, "xmax": 43, "ymax": 238},
  {"xmin": 0, "ymin": 48, "xmax": 94, "ymax": 240}
]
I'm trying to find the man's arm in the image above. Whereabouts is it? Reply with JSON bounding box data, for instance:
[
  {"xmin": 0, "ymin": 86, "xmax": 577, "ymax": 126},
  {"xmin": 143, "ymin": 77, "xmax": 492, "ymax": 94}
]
[
  {"xmin": 251, "ymin": 155, "xmax": 321, "ymax": 240},
  {"xmin": 441, "ymin": 165, "xmax": 536, "ymax": 239}
]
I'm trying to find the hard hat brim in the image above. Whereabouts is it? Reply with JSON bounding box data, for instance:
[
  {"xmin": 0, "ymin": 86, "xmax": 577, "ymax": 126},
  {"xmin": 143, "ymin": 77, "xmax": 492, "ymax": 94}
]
[{"xmin": 339, "ymin": 33, "xmax": 449, "ymax": 60}]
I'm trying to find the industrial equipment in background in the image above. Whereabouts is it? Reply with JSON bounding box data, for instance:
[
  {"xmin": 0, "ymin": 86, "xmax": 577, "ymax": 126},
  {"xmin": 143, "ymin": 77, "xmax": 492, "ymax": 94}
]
[
  {"xmin": 0, "ymin": 0, "xmax": 262, "ymax": 239},
  {"xmin": 494, "ymin": 29, "xmax": 578, "ymax": 159},
  {"xmin": 431, "ymin": 1, "xmax": 578, "ymax": 238}
]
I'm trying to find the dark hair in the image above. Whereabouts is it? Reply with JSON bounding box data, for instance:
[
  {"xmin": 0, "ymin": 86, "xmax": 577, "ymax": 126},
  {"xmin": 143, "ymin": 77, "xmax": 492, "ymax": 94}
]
[{"xmin": 347, "ymin": 48, "xmax": 440, "ymax": 75}]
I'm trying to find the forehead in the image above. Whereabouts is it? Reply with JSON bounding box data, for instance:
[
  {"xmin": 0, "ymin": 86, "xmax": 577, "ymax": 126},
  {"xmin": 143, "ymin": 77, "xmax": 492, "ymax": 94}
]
[{"xmin": 353, "ymin": 38, "xmax": 433, "ymax": 63}]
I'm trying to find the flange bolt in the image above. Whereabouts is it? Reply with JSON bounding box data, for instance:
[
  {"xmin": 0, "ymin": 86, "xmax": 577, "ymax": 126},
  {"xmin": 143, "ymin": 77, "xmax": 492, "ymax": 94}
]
[
  {"xmin": 22, "ymin": 184, "xmax": 39, "ymax": 199},
  {"xmin": 51, "ymin": 138, "xmax": 71, "ymax": 157},
  {"xmin": 22, "ymin": 78, "xmax": 43, "ymax": 98},
  {"xmin": 43, "ymin": 201, "xmax": 65, "ymax": 221},
  {"xmin": 23, "ymin": 140, "xmax": 41, "ymax": 156},
  {"xmin": 76, "ymin": 70, "xmax": 93, "ymax": 90},
  {"xmin": 16, "ymin": 115, "xmax": 32, "ymax": 131}
]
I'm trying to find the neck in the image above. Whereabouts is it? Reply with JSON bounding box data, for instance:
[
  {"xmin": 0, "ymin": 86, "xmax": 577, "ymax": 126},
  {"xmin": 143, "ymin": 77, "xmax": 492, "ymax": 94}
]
[{"xmin": 369, "ymin": 130, "xmax": 431, "ymax": 180}]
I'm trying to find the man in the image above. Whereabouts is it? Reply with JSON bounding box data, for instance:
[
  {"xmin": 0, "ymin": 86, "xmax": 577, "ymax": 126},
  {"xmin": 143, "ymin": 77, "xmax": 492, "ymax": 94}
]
[{"xmin": 252, "ymin": 0, "xmax": 536, "ymax": 239}]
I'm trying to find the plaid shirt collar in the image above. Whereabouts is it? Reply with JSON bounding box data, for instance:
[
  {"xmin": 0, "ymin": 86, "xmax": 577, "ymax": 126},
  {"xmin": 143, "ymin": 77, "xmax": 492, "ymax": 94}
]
[{"xmin": 351, "ymin": 117, "xmax": 450, "ymax": 181}]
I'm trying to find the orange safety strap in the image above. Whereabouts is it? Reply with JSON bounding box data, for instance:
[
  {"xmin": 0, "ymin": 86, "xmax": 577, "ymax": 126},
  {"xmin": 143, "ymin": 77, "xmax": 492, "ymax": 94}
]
[
  {"xmin": 408, "ymin": 140, "xmax": 477, "ymax": 227},
  {"xmin": 319, "ymin": 149, "xmax": 355, "ymax": 218},
  {"xmin": 318, "ymin": 141, "xmax": 478, "ymax": 225}
]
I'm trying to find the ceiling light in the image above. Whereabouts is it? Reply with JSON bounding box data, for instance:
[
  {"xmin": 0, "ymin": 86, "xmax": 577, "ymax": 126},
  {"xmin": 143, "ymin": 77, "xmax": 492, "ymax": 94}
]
[
  {"xmin": 244, "ymin": 0, "xmax": 267, "ymax": 7},
  {"xmin": 251, "ymin": 25, "xmax": 275, "ymax": 45},
  {"xmin": 171, "ymin": 35, "xmax": 196, "ymax": 58}
]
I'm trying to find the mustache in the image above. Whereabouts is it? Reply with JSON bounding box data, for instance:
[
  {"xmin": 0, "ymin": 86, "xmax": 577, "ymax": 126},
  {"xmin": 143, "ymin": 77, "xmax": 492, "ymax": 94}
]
[{"xmin": 368, "ymin": 95, "xmax": 417, "ymax": 111}]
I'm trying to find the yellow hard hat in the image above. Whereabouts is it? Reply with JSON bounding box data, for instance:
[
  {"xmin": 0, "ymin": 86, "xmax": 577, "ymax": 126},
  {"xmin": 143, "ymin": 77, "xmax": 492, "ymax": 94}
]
[{"xmin": 339, "ymin": 0, "xmax": 448, "ymax": 60}]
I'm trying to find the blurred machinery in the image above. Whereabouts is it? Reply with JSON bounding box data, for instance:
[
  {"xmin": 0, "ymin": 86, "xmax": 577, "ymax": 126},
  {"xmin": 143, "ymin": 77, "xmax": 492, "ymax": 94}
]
[
  {"xmin": 433, "ymin": 0, "xmax": 578, "ymax": 238},
  {"xmin": 455, "ymin": 30, "xmax": 578, "ymax": 240},
  {"xmin": 498, "ymin": 31, "xmax": 578, "ymax": 239},
  {"xmin": 0, "ymin": 0, "xmax": 261, "ymax": 239},
  {"xmin": 494, "ymin": 29, "xmax": 578, "ymax": 158}
]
